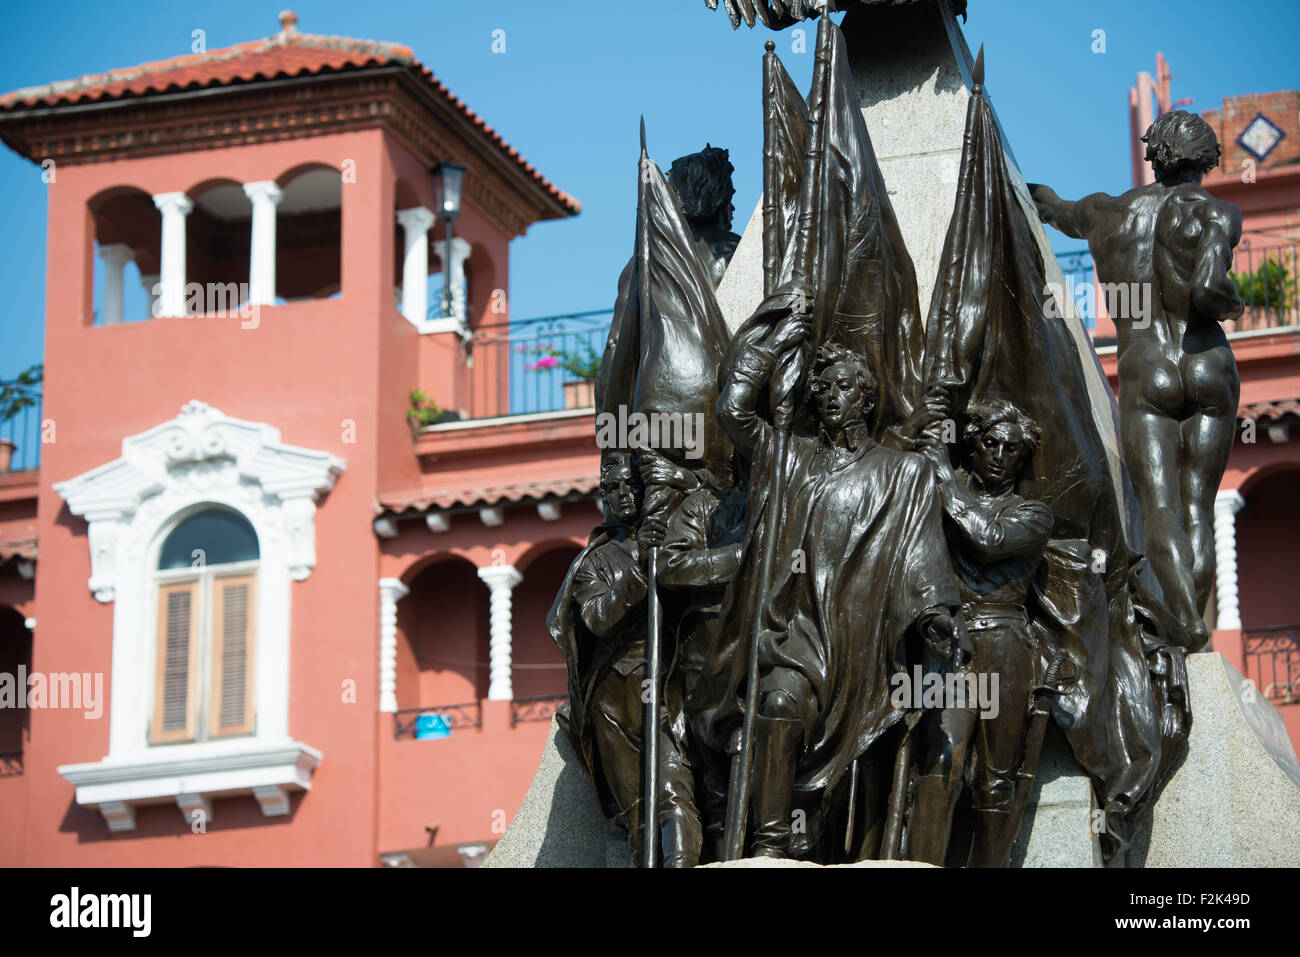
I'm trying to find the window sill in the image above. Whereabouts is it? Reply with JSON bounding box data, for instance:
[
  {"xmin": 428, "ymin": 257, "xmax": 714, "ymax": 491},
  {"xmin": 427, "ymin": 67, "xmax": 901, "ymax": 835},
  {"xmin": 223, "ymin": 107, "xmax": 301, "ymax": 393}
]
[{"xmin": 57, "ymin": 738, "xmax": 322, "ymax": 832}]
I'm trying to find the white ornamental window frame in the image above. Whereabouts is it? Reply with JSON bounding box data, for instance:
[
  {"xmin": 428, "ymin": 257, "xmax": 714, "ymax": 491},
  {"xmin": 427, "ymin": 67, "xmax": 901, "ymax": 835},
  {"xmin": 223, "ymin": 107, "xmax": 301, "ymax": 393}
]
[{"xmin": 52, "ymin": 400, "xmax": 344, "ymax": 831}]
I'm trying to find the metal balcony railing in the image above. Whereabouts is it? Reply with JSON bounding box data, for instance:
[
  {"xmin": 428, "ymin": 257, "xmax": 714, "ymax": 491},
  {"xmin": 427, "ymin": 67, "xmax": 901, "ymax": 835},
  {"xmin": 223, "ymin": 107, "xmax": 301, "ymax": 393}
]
[
  {"xmin": 1243, "ymin": 624, "xmax": 1300, "ymax": 705},
  {"xmin": 1226, "ymin": 239, "xmax": 1299, "ymax": 334},
  {"xmin": 393, "ymin": 702, "xmax": 483, "ymax": 740},
  {"xmin": 510, "ymin": 693, "xmax": 568, "ymax": 725},
  {"xmin": 464, "ymin": 309, "xmax": 612, "ymax": 420},
  {"xmin": 0, "ymin": 393, "xmax": 41, "ymax": 472}
]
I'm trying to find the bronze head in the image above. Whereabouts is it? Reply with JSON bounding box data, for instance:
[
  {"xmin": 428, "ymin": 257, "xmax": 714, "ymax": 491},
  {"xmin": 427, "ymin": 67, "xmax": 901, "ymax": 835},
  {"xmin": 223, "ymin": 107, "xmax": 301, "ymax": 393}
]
[
  {"xmin": 963, "ymin": 399, "xmax": 1041, "ymax": 490},
  {"xmin": 1142, "ymin": 110, "xmax": 1221, "ymax": 184}
]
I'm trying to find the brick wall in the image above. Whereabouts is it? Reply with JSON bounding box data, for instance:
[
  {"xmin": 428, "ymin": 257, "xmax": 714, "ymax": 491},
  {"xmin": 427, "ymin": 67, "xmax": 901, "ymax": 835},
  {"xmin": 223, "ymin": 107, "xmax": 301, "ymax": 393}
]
[{"xmin": 1203, "ymin": 90, "xmax": 1300, "ymax": 173}]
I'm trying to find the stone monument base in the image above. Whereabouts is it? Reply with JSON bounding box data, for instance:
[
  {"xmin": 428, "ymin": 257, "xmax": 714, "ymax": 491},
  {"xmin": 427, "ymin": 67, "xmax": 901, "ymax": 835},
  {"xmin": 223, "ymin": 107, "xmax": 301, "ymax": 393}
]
[{"xmin": 483, "ymin": 653, "xmax": 1300, "ymax": 868}]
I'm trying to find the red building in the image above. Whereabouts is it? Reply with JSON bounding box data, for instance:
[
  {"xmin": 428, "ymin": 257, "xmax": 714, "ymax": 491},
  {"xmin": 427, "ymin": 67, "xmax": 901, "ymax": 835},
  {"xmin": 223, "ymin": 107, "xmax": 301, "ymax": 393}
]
[
  {"xmin": 0, "ymin": 12, "xmax": 594, "ymax": 868},
  {"xmin": 0, "ymin": 20, "xmax": 1297, "ymax": 868}
]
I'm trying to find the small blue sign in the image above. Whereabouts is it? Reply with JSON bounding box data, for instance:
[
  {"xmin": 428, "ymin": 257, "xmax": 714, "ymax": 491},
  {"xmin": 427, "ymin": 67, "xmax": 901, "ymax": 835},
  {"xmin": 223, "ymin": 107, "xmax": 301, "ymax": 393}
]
[{"xmin": 415, "ymin": 712, "xmax": 452, "ymax": 740}]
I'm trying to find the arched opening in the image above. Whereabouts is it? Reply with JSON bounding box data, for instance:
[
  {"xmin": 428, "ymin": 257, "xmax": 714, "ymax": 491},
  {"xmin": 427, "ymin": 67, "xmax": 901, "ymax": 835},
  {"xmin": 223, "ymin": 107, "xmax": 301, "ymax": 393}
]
[
  {"xmin": 397, "ymin": 556, "xmax": 490, "ymax": 709},
  {"xmin": 1238, "ymin": 467, "xmax": 1300, "ymax": 630},
  {"xmin": 277, "ymin": 165, "xmax": 342, "ymax": 301},
  {"xmin": 89, "ymin": 185, "xmax": 160, "ymax": 325},
  {"xmin": 0, "ymin": 605, "xmax": 31, "ymax": 773},
  {"xmin": 512, "ymin": 543, "xmax": 580, "ymax": 699},
  {"xmin": 186, "ymin": 177, "xmax": 255, "ymax": 314}
]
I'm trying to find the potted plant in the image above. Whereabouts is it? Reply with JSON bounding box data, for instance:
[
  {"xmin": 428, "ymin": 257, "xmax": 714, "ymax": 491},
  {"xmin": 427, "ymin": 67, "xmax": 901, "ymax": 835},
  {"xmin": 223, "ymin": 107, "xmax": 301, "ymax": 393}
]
[
  {"xmin": 524, "ymin": 341, "xmax": 602, "ymax": 409},
  {"xmin": 1231, "ymin": 253, "xmax": 1297, "ymax": 332},
  {"xmin": 406, "ymin": 389, "xmax": 459, "ymax": 432}
]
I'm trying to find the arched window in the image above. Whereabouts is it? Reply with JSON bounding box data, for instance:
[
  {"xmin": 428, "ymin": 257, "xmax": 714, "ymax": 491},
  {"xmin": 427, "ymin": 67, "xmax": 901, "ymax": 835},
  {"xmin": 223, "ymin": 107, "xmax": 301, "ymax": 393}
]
[{"xmin": 151, "ymin": 508, "xmax": 259, "ymax": 745}]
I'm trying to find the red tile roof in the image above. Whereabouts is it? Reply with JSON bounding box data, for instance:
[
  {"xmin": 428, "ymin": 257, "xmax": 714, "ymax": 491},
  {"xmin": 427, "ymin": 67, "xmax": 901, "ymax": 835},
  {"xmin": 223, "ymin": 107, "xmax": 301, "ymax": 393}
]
[
  {"xmin": 0, "ymin": 11, "xmax": 579, "ymax": 215},
  {"xmin": 1240, "ymin": 398, "xmax": 1300, "ymax": 423},
  {"xmin": 378, "ymin": 475, "xmax": 600, "ymax": 514},
  {"xmin": 0, "ymin": 533, "xmax": 36, "ymax": 563}
]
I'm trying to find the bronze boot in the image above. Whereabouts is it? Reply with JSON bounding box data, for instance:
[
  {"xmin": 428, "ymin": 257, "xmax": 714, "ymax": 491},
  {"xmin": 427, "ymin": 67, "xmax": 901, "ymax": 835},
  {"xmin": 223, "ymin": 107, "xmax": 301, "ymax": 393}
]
[
  {"xmin": 906, "ymin": 773, "xmax": 963, "ymax": 866},
  {"xmin": 749, "ymin": 714, "xmax": 802, "ymax": 858},
  {"xmin": 967, "ymin": 808, "xmax": 1019, "ymax": 868},
  {"xmin": 659, "ymin": 805, "xmax": 703, "ymax": 869}
]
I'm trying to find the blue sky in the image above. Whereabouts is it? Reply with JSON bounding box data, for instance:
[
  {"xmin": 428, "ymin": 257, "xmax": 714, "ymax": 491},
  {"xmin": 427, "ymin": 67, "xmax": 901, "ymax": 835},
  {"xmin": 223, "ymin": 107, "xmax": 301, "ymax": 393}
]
[{"xmin": 0, "ymin": 0, "xmax": 1297, "ymax": 381}]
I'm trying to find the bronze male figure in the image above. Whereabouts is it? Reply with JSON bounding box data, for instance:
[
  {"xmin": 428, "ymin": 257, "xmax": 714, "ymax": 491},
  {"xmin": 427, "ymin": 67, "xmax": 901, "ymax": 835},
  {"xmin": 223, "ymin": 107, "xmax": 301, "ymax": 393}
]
[
  {"xmin": 1030, "ymin": 110, "xmax": 1244, "ymax": 650},
  {"xmin": 547, "ymin": 452, "xmax": 701, "ymax": 866},
  {"xmin": 917, "ymin": 399, "xmax": 1053, "ymax": 866}
]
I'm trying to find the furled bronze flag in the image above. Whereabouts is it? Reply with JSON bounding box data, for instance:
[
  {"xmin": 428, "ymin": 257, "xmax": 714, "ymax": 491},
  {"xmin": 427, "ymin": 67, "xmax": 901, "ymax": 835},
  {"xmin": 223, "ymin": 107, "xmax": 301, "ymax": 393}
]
[
  {"xmin": 920, "ymin": 64, "xmax": 1191, "ymax": 858},
  {"xmin": 595, "ymin": 126, "xmax": 734, "ymax": 484},
  {"xmin": 730, "ymin": 17, "xmax": 924, "ymax": 440}
]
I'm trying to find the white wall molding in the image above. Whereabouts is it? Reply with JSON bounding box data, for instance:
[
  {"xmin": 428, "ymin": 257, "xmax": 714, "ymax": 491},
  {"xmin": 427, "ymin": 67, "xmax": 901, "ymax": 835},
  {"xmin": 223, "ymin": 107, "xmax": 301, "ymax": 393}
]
[
  {"xmin": 478, "ymin": 565, "xmax": 522, "ymax": 701},
  {"xmin": 52, "ymin": 400, "xmax": 343, "ymax": 828},
  {"xmin": 378, "ymin": 577, "xmax": 410, "ymax": 713},
  {"xmin": 1213, "ymin": 489, "xmax": 1247, "ymax": 631}
]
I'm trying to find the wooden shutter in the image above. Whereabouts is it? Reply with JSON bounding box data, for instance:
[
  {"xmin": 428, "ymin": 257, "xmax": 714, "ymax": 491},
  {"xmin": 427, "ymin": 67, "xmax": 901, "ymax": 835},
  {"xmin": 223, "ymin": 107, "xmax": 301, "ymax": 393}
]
[
  {"xmin": 153, "ymin": 581, "xmax": 199, "ymax": 743},
  {"xmin": 210, "ymin": 573, "xmax": 256, "ymax": 737}
]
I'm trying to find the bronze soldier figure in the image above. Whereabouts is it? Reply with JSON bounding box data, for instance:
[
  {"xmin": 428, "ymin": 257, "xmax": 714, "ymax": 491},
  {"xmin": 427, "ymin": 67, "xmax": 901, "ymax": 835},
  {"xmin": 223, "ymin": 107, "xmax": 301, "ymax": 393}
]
[
  {"xmin": 547, "ymin": 452, "xmax": 700, "ymax": 866},
  {"xmin": 1030, "ymin": 110, "xmax": 1244, "ymax": 651},
  {"xmin": 667, "ymin": 145, "xmax": 743, "ymax": 288},
  {"xmin": 916, "ymin": 399, "xmax": 1053, "ymax": 866},
  {"xmin": 645, "ymin": 450, "xmax": 747, "ymax": 861},
  {"xmin": 693, "ymin": 308, "xmax": 964, "ymax": 860}
]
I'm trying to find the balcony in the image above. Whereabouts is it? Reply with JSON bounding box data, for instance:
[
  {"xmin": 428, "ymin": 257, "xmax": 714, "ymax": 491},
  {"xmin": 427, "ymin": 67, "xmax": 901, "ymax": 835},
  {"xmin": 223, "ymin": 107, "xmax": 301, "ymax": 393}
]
[
  {"xmin": 1225, "ymin": 239, "xmax": 1299, "ymax": 335},
  {"xmin": 1244, "ymin": 624, "xmax": 1300, "ymax": 704},
  {"xmin": 464, "ymin": 309, "xmax": 611, "ymax": 420},
  {"xmin": 391, "ymin": 694, "xmax": 566, "ymax": 740},
  {"xmin": 0, "ymin": 390, "xmax": 41, "ymax": 472}
]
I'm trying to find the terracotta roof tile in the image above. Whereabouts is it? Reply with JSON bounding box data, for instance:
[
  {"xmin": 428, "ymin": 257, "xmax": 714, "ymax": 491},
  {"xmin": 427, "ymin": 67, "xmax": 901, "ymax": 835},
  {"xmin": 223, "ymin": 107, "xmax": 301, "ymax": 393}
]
[
  {"xmin": 0, "ymin": 16, "xmax": 579, "ymax": 215},
  {"xmin": 0, "ymin": 534, "xmax": 36, "ymax": 563},
  {"xmin": 378, "ymin": 476, "xmax": 600, "ymax": 514},
  {"xmin": 1240, "ymin": 398, "xmax": 1300, "ymax": 423}
]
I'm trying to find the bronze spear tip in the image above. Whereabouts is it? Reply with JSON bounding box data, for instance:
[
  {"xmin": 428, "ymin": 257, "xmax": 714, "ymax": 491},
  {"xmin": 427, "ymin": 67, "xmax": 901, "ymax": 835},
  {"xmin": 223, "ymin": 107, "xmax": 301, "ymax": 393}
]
[{"xmin": 973, "ymin": 43, "xmax": 985, "ymax": 93}]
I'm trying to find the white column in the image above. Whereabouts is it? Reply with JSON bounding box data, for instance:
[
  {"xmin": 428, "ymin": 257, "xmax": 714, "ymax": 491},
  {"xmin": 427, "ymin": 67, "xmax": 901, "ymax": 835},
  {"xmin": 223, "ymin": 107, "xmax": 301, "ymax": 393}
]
[
  {"xmin": 152, "ymin": 192, "xmax": 193, "ymax": 317},
  {"xmin": 140, "ymin": 273, "xmax": 160, "ymax": 319},
  {"xmin": 443, "ymin": 236, "xmax": 472, "ymax": 323},
  {"xmin": 478, "ymin": 564, "xmax": 522, "ymax": 701},
  {"xmin": 378, "ymin": 577, "xmax": 409, "ymax": 713},
  {"xmin": 243, "ymin": 181, "xmax": 283, "ymax": 306},
  {"xmin": 1213, "ymin": 490, "xmax": 1246, "ymax": 630},
  {"xmin": 395, "ymin": 207, "xmax": 436, "ymax": 324},
  {"xmin": 97, "ymin": 243, "xmax": 132, "ymax": 326}
]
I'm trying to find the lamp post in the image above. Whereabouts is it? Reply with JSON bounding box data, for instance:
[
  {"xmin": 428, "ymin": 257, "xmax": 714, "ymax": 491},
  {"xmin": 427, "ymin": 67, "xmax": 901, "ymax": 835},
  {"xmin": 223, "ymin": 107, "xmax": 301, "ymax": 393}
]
[{"xmin": 431, "ymin": 161, "xmax": 467, "ymax": 322}]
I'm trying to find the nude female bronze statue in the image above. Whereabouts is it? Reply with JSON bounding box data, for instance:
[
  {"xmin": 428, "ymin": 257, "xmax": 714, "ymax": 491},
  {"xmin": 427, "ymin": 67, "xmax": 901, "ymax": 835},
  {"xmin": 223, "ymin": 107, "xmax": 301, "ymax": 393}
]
[{"xmin": 1030, "ymin": 110, "xmax": 1244, "ymax": 652}]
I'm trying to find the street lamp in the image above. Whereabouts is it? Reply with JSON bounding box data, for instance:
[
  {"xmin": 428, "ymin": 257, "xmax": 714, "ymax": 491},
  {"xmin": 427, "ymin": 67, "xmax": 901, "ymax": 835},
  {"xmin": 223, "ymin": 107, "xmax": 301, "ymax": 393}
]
[{"xmin": 431, "ymin": 161, "xmax": 467, "ymax": 321}]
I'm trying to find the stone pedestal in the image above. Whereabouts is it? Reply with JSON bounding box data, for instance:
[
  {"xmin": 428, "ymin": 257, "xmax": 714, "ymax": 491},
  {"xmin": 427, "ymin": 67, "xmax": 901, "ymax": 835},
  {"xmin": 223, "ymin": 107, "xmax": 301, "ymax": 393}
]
[
  {"xmin": 1129, "ymin": 652, "xmax": 1300, "ymax": 867},
  {"xmin": 484, "ymin": 654, "xmax": 1300, "ymax": 868}
]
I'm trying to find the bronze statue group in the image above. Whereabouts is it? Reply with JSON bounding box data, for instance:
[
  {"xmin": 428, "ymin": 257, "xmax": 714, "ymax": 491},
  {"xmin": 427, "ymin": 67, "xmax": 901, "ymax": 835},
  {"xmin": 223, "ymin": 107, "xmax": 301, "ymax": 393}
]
[{"xmin": 548, "ymin": 13, "xmax": 1242, "ymax": 868}]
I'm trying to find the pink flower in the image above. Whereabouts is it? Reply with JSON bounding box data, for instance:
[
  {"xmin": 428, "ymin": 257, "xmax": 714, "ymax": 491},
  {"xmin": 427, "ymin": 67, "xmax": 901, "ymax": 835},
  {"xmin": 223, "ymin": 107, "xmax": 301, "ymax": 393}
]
[{"xmin": 528, "ymin": 355, "xmax": 560, "ymax": 371}]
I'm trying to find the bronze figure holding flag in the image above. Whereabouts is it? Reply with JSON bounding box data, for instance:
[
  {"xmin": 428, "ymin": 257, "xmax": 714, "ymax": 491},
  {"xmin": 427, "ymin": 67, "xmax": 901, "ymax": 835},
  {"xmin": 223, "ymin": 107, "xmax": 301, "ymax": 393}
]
[{"xmin": 546, "ymin": 1, "xmax": 1204, "ymax": 868}]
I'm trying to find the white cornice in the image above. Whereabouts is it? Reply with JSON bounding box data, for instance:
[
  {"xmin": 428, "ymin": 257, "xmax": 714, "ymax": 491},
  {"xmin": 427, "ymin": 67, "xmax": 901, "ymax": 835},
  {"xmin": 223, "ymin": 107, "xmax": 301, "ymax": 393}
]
[{"xmin": 53, "ymin": 399, "xmax": 346, "ymax": 599}]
